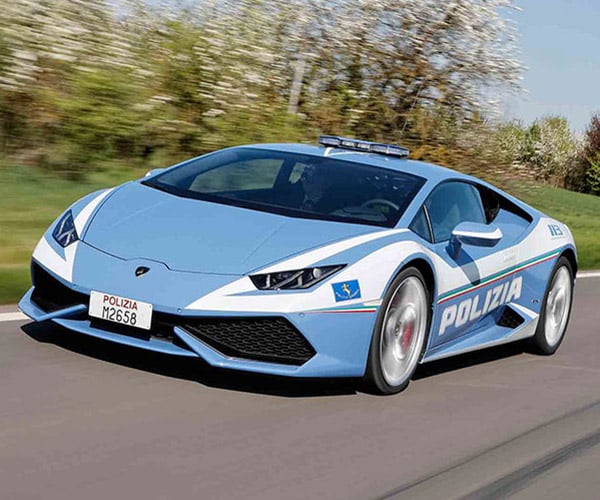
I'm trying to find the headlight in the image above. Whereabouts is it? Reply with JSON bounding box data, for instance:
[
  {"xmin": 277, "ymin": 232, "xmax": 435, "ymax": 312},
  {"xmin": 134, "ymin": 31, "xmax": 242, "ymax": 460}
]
[
  {"xmin": 250, "ymin": 265, "xmax": 345, "ymax": 290},
  {"xmin": 52, "ymin": 210, "xmax": 78, "ymax": 247}
]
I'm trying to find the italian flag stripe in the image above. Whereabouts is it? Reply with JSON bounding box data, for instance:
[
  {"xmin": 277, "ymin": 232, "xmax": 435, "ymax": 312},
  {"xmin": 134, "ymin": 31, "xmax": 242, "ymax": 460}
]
[
  {"xmin": 438, "ymin": 249, "xmax": 561, "ymax": 304},
  {"xmin": 307, "ymin": 305, "xmax": 378, "ymax": 314}
]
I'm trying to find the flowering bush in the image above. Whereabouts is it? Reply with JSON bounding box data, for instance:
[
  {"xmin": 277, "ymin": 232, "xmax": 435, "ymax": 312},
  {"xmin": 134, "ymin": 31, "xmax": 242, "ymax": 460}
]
[{"xmin": 0, "ymin": 0, "xmax": 523, "ymax": 176}]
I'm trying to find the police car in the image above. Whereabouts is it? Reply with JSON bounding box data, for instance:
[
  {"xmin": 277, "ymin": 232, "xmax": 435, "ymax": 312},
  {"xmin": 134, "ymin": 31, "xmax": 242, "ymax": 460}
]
[{"xmin": 19, "ymin": 136, "xmax": 577, "ymax": 394}]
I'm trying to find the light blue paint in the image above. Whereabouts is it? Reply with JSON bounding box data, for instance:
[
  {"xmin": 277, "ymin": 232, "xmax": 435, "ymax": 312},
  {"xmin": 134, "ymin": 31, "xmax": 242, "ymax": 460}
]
[
  {"xmin": 82, "ymin": 181, "xmax": 379, "ymax": 275},
  {"xmin": 54, "ymin": 318, "xmax": 198, "ymax": 357}
]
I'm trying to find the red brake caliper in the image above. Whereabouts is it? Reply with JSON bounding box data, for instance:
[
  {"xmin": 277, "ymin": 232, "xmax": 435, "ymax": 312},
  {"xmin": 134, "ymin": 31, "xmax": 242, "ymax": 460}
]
[{"xmin": 400, "ymin": 320, "xmax": 414, "ymax": 352}]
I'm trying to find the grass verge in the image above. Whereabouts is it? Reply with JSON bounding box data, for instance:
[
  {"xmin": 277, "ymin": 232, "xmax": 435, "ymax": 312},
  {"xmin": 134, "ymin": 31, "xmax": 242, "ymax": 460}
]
[
  {"xmin": 0, "ymin": 167, "xmax": 598, "ymax": 304},
  {"xmin": 0, "ymin": 164, "xmax": 146, "ymax": 305}
]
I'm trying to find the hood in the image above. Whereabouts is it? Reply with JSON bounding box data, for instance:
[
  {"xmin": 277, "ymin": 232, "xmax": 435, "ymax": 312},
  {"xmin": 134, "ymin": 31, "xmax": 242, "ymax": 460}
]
[{"xmin": 82, "ymin": 182, "xmax": 378, "ymax": 274}]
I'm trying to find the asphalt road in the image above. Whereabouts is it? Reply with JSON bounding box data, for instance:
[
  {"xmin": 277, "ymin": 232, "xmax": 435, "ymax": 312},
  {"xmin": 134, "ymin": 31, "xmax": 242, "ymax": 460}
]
[{"xmin": 1, "ymin": 277, "xmax": 599, "ymax": 500}]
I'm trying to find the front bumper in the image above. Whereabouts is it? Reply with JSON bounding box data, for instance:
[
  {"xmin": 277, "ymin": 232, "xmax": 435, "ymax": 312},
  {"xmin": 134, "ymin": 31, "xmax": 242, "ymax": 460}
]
[{"xmin": 19, "ymin": 262, "xmax": 378, "ymax": 378}]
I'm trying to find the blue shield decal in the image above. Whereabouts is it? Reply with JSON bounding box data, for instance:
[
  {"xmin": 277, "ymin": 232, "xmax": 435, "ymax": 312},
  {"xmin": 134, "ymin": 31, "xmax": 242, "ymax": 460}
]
[{"xmin": 332, "ymin": 280, "xmax": 361, "ymax": 302}]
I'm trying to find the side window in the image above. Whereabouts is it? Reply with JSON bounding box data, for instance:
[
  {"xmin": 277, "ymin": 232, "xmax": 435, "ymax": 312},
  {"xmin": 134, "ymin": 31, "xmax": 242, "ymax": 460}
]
[
  {"xmin": 478, "ymin": 186, "xmax": 500, "ymax": 223},
  {"xmin": 410, "ymin": 207, "xmax": 432, "ymax": 242},
  {"xmin": 425, "ymin": 182, "xmax": 485, "ymax": 242}
]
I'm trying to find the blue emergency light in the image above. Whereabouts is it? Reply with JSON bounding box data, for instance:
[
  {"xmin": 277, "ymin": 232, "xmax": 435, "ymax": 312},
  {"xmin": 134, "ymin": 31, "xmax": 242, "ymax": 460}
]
[{"xmin": 318, "ymin": 135, "xmax": 410, "ymax": 158}]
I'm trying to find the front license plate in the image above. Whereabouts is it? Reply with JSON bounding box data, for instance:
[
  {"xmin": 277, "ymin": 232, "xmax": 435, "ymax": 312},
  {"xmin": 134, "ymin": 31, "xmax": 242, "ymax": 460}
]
[{"xmin": 89, "ymin": 291, "xmax": 153, "ymax": 330}]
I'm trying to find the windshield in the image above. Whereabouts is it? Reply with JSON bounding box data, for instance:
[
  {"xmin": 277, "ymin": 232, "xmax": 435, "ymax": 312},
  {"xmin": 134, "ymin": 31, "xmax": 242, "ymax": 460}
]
[{"xmin": 143, "ymin": 148, "xmax": 425, "ymax": 228}]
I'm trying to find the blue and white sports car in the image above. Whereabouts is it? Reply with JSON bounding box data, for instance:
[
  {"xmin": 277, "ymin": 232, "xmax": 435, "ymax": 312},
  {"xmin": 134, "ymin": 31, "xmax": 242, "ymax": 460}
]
[{"xmin": 19, "ymin": 136, "xmax": 577, "ymax": 394}]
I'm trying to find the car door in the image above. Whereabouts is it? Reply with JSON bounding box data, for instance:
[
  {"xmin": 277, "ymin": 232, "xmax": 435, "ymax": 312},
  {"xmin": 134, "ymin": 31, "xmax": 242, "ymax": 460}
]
[{"xmin": 412, "ymin": 181, "xmax": 517, "ymax": 347}]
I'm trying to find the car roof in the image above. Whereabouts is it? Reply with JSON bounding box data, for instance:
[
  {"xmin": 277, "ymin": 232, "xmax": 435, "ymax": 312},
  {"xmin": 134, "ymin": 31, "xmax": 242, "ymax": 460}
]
[{"xmin": 242, "ymin": 143, "xmax": 473, "ymax": 184}]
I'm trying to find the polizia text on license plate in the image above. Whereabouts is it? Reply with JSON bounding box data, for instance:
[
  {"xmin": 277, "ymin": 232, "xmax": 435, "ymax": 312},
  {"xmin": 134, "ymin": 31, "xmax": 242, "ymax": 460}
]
[{"xmin": 89, "ymin": 291, "xmax": 153, "ymax": 330}]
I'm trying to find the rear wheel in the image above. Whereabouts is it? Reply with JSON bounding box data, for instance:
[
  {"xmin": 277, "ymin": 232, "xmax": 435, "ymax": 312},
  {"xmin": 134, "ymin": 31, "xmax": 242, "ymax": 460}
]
[
  {"xmin": 364, "ymin": 267, "xmax": 431, "ymax": 395},
  {"xmin": 530, "ymin": 256, "xmax": 574, "ymax": 355}
]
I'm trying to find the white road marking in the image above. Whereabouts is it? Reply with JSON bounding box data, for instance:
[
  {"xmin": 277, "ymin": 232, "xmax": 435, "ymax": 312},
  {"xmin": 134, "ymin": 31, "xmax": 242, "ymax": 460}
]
[
  {"xmin": 578, "ymin": 271, "xmax": 600, "ymax": 279},
  {"xmin": 0, "ymin": 312, "xmax": 27, "ymax": 322}
]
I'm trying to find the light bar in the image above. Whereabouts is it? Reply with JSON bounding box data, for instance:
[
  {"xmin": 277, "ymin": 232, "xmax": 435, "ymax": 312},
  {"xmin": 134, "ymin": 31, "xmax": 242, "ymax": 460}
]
[{"xmin": 318, "ymin": 135, "xmax": 410, "ymax": 158}]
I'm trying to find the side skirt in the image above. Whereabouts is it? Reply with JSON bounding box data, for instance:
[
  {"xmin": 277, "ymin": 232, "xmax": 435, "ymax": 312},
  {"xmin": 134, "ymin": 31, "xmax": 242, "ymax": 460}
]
[{"xmin": 421, "ymin": 306, "xmax": 538, "ymax": 363}]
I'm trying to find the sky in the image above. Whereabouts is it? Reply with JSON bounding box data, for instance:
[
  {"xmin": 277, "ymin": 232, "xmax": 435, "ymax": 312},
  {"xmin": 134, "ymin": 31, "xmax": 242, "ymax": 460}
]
[{"xmin": 504, "ymin": 0, "xmax": 600, "ymax": 133}]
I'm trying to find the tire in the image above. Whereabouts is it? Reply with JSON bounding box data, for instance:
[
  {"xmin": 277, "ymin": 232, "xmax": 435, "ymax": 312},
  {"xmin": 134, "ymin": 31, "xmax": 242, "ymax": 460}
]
[
  {"xmin": 530, "ymin": 256, "xmax": 574, "ymax": 355},
  {"xmin": 363, "ymin": 267, "xmax": 432, "ymax": 395}
]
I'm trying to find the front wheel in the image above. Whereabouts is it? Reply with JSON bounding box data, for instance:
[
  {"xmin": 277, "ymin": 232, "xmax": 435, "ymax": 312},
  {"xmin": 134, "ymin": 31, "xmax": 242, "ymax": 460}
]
[
  {"xmin": 363, "ymin": 267, "xmax": 431, "ymax": 395},
  {"xmin": 530, "ymin": 256, "xmax": 574, "ymax": 355}
]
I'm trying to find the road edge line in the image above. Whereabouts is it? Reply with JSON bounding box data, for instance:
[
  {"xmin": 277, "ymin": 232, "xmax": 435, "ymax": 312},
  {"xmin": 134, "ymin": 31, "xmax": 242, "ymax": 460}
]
[
  {"xmin": 0, "ymin": 312, "xmax": 27, "ymax": 322},
  {"xmin": 578, "ymin": 270, "xmax": 600, "ymax": 279}
]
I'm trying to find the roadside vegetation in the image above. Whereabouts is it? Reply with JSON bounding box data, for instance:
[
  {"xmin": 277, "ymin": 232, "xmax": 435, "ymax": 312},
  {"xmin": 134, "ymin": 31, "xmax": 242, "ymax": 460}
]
[
  {"xmin": 1, "ymin": 0, "xmax": 524, "ymax": 180},
  {"xmin": 0, "ymin": 165, "xmax": 146, "ymax": 303}
]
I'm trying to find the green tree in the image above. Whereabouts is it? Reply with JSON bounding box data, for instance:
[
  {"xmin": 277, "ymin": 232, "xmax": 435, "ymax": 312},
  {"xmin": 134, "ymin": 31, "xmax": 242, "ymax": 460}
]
[
  {"xmin": 581, "ymin": 113, "xmax": 600, "ymax": 195},
  {"xmin": 586, "ymin": 154, "xmax": 600, "ymax": 195}
]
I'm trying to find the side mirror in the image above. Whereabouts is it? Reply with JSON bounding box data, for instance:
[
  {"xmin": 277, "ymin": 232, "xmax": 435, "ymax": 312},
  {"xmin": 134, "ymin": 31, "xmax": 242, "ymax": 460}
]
[
  {"xmin": 450, "ymin": 222, "xmax": 502, "ymax": 258},
  {"xmin": 144, "ymin": 168, "xmax": 165, "ymax": 178}
]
